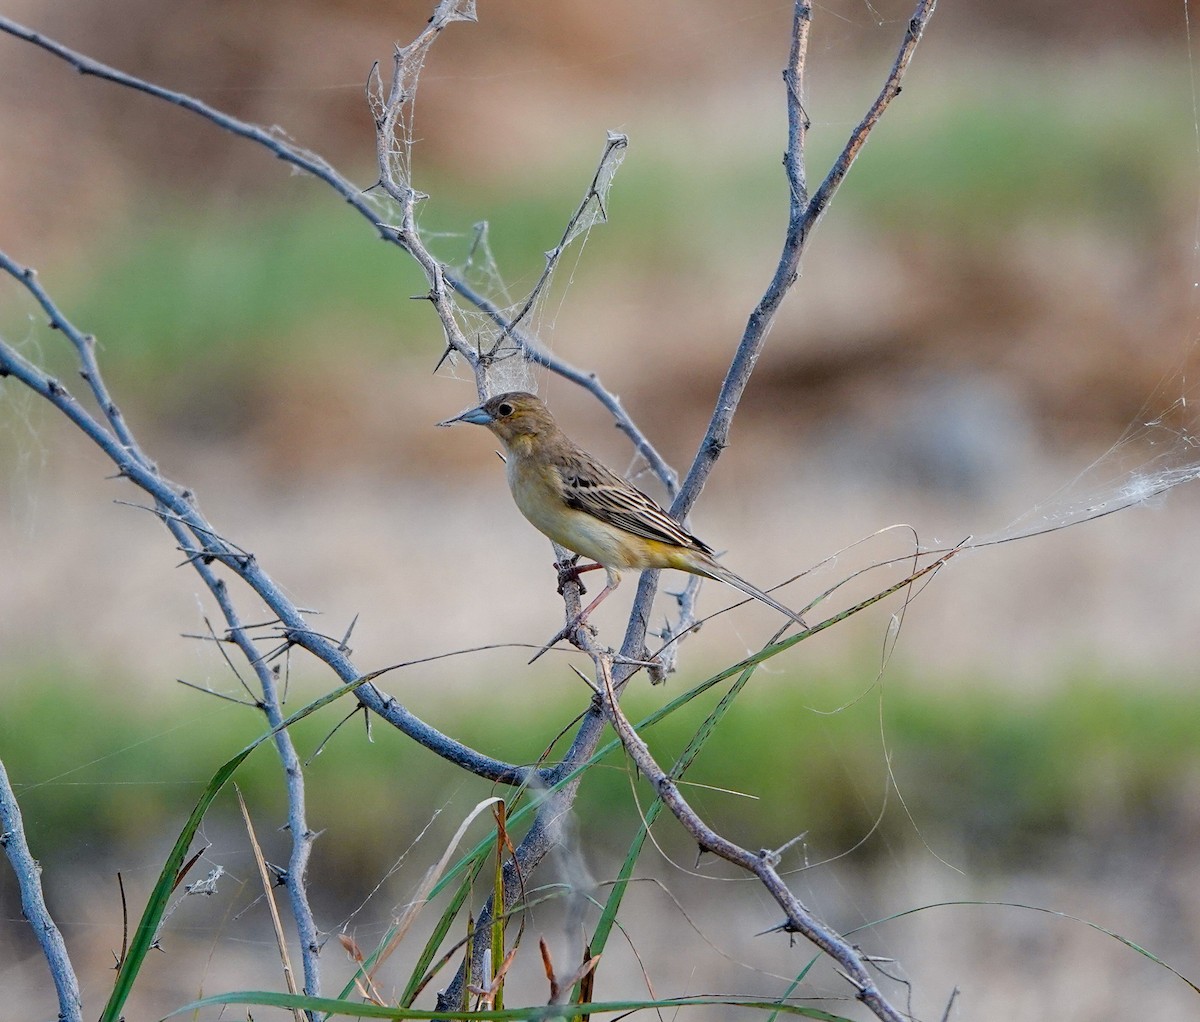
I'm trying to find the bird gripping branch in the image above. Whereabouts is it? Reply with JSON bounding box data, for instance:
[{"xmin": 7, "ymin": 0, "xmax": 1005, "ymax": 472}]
[{"xmin": 439, "ymin": 392, "xmax": 807, "ymax": 642}]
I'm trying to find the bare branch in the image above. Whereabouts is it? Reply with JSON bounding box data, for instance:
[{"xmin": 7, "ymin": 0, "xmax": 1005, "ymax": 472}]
[
  {"xmin": 592, "ymin": 653, "xmax": 906, "ymax": 1022},
  {"xmin": 0, "ymin": 759, "xmax": 82, "ymax": 1022},
  {"xmin": 617, "ymin": 0, "xmax": 938, "ymax": 675},
  {"xmin": 676, "ymin": 0, "xmax": 936, "ymax": 517},
  {"xmin": 806, "ymin": 0, "xmax": 937, "ymax": 228},
  {"xmin": 0, "ymin": 245, "xmax": 529, "ymax": 1016}
]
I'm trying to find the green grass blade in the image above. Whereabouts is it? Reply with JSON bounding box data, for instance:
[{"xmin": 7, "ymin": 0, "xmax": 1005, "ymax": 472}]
[
  {"xmin": 166, "ymin": 988, "xmax": 855, "ymax": 1019},
  {"xmin": 491, "ymin": 801, "xmax": 506, "ymax": 1010},
  {"xmin": 766, "ymin": 956, "xmax": 820, "ymax": 1022},
  {"xmin": 398, "ymin": 857, "xmax": 480, "ymax": 1007}
]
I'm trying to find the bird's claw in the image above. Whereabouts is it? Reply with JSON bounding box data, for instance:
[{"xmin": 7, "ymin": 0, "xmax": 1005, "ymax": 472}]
[{"xmin": 555, "ymin": 556, "xmax": 587, "ymax": 596}]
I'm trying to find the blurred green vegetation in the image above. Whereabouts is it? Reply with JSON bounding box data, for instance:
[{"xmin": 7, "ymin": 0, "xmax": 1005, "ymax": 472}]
[
  {"xmin": 4, "ymin": 661, "xmax": 1196, "ymax": 886},
  {"xmin": 3, "ymin": 58, "xmax": 1187, "ymax": 408},
  {"xmin": 843, "ymin": 84, "xmax": 1190, "ymax": 237},
  {"xmin": 3, "ymin": 57, "xmax": 1195, "ymax": 886}
]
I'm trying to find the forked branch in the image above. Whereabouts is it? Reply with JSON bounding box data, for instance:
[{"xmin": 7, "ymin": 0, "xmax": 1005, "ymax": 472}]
[{"xmin": 0, "ymin": 4, "xmax": 938, "ymax": 1021}]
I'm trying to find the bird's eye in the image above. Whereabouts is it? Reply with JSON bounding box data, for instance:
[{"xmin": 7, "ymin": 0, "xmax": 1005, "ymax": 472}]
[{"xmin": 497, "ymin": 402, "xmax": 514, "ymax": 417}]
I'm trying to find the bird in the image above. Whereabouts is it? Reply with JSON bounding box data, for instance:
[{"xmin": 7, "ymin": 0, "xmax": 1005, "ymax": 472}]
[{"xmin": 439, "ymin": 391, "xmax": 807, "ymax": 644}]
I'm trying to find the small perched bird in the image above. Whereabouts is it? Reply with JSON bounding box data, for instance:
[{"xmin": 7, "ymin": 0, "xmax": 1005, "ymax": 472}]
[{"xmin": 439, "ymin": 391, "xmax": 807, "ymax": 635}]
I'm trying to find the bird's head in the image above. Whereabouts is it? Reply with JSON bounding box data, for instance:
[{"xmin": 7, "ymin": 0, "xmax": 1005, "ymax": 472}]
[{"xmin": 438, "ymin": 391, "xmax": 556, "ymax": 448}]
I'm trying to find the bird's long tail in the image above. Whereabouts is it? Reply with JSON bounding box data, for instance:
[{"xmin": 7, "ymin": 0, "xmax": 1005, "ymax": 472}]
[{"xmin": 697, "ymin": 560, "xmax": 807, "ymax": 628}]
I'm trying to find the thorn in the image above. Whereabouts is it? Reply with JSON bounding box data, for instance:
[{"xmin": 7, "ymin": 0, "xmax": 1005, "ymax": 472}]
[
  {"xmin": 567, "ymin": 664, "xmax": 599, "ymax": 693},
  {"xmin": 432, "ymin": 344, "xmax": 456, "ymax": 373},
  {"xmin": 339, "ymin": 613, "xmax": 359, "ymax": 652},
  {"xmin": 753, "ymin": 918, "xmax": 796, "ymax": 938},
  {"xmin": 835, "ymin": 968, "xmax": 867, "ymax": 993}
]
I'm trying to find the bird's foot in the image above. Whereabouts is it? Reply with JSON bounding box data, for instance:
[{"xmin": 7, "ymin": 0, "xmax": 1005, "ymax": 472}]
[
  {"xmin": 554, "ymin": 557, "xmax": 605, "ymax": 596},
  {"xmin": 554, "ymin": 556, "xmax": 584, "ymax": 595}
]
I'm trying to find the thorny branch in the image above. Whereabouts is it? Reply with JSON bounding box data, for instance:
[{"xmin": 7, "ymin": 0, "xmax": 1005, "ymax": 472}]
[
  {"xmin": 2, "ymin": 239, "xmax": 329, "ymax": 1004},
  {"xmin": 0, "ymin": 2, "xmax": 938, "ymax": 1021},
  {"xmin": 593, "ymin": 652, "xmax": 907, "ymax": 1022},
  {"xmin": 0, "ymin": 9, "xmax": 673, "ymax": 498},
  {"xmin": 0, "ymin": 250, "xmax": 527, "ymax": 1022},
  {"xmin": 434, "ymin": 0, "xmax": 938, "ymax": 1014}
]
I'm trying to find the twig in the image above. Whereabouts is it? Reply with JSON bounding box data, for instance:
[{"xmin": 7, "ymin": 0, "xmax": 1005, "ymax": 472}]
[
  {"xmin": 489, "ymin": 132, "xmax": 628, "ymax": 349},
  {"xmin": 174, "ymin": 677, "xmax": 260, "ymax": 707},
  {"xmin": 199, "ymin": 613, "xmax": 261, "ymax": 705},
  {"xmin": 0, "ymin": 758, "xmax": 83, "ymax": 1022},
  {"xmin": 593, "ymin": 652, "xmax": 906, "ymax": 1022}
]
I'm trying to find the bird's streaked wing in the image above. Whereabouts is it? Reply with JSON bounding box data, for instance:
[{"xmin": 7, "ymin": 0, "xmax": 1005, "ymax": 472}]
[{"xmin": 557, "ymin": 449, "xmax": 713, "ymax": 554}]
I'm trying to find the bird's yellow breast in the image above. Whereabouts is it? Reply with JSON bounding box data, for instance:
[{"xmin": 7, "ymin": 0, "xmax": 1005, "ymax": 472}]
[{"xmin": 505, "ymin": 449, "xmax": 678, "ymax": 571}]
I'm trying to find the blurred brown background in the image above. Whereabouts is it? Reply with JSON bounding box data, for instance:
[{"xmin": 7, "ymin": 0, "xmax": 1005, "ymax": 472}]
[{"xmin": 3, "ymin": 1, "xmax": 1200, "ymax": 1019}]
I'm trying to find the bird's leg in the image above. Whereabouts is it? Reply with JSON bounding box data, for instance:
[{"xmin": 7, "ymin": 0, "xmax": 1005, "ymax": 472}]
[
  {"xmin": 554, "ymin": 555, "xmax": 605, "ymax": 596},
  {"xmin": 529, "ymin": 569, "xmax": 621, "ymax": 664},
  {"xmin": 574, "ymin": 572, "xmax": 618, "ymax": 625}
]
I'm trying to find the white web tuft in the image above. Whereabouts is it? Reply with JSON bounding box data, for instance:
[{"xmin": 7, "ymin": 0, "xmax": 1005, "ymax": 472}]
[
  {"xmin": 369, "ymin": 9, "xmax": 627, "ymax": 403},
  {"xmin": 428, "ymin": 133, "xmax": 629, "ymax": 399},
  {"xmin": 974, "ymin": 371, "xmax": 1200, "ymax": 551}
]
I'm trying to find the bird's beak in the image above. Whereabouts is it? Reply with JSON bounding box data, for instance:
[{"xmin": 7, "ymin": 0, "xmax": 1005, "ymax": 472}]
[{"xmin": 437, "ymin": 403, "xmax": 493, "ymax": 427}]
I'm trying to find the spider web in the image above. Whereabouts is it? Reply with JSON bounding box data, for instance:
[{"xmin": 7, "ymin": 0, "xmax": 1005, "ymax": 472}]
[
  {"xmin": 980, "ymin": 377, "xmax": 1200, "ymax": 549},
  {"xmin": 366, "ymin": 0, "xmax": 627, "ymax": 400},
  {"xmin": 964, "ymin": 40, "xmax": 1200, "ymax": 553},
  {"xmin": 426, "ymin": 133, "xmax": 628, "ymax": 400}
]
